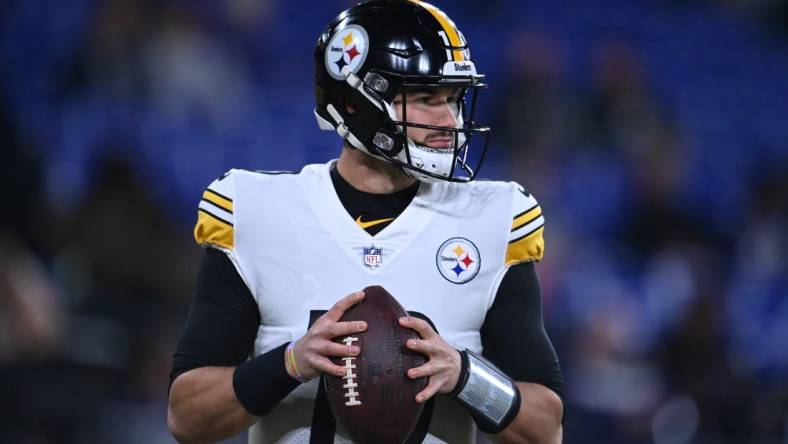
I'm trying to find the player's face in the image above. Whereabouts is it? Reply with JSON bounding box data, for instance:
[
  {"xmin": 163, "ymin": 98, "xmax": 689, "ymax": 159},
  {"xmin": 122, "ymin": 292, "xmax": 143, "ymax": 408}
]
[{"xmin": 393, "ymin": 87, "xmax": 462, "ymax": 149}]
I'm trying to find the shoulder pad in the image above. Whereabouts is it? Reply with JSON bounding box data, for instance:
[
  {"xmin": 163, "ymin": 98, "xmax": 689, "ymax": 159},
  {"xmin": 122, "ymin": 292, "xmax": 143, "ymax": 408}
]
[{"xmin": 505, "ymin": 182, "xmax": 544, "ymax": 265}]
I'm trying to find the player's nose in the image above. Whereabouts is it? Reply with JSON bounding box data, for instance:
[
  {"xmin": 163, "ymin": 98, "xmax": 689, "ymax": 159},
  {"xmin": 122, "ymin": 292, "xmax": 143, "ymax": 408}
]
[{"xmin": 434, "ymin": 102, "xmax": 459, "ymax": 128}]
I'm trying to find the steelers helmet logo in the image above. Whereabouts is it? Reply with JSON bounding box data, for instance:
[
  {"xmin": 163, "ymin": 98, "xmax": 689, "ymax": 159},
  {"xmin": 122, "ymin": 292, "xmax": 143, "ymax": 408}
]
[
  {"xmin": 436, "ymin": 237, "xmax": 481, "ymax": 284},
  {"xmin": 325, "ymin": 25, "xmax": 369, "ymax": 81}
]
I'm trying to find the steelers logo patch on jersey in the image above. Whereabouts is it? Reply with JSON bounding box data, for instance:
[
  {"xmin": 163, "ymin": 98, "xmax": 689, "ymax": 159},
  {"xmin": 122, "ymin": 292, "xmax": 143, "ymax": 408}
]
[
  {"xmin": 326, "ymin": 25, "xmax": 369, "ymax": 80},
  {"xmin": 436, "ymin": 237, "xmax": 481, "ymax": 284}
]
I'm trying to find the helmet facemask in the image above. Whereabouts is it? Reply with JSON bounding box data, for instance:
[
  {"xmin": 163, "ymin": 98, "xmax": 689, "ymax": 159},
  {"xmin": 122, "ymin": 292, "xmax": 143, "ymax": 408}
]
[
  {"xmin": 380, "ymin": 80, "xmax": 489, "ymax": 183},
  {"xmin": 316, "ymin": 67, "xmax": 490, "ymax": 183}
]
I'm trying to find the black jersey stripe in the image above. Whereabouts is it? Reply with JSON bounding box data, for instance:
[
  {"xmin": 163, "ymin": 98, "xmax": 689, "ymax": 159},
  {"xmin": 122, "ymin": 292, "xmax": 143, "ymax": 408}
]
[
  {"xmin": 201, "ymin": 198, "xmax": 234, "ymax": 215},
  {"xmin": 508, "ymin": 222, "xmax": 544, "ymax": 244},
  {"xmin": 205, "ymin": 188, "xmax": 233, "ymax": 203},
  {"xmin": 511, "ymin": 210, "xmax": 542, "ymax": 232},
  {"xmin": 198, "ymin": 208, "xmax": 234, "ymax": 227}
]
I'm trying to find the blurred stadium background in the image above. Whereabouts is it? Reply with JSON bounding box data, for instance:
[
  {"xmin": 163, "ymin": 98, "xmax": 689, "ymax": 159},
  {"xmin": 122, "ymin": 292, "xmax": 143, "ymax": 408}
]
[{"xmin": 1, "ymin": 0, "xmax": 787, "ymax": 443}]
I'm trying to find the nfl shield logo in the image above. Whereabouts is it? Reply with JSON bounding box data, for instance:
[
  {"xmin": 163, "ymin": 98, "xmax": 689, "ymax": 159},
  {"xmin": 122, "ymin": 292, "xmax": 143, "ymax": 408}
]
[{"xmin": 363, "ymin": 246, "xmax": 382, "ymax": 269}]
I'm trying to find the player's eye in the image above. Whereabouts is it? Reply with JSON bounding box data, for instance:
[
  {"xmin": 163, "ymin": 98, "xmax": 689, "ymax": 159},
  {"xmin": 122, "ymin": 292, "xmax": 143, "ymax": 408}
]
[
  {"xmin": 408, "ymin": 94, "xmax": 432, "ymax": 104},
  {"xmin": 449, "ymin": 90, "xmax": 465, "ymax": 104}
]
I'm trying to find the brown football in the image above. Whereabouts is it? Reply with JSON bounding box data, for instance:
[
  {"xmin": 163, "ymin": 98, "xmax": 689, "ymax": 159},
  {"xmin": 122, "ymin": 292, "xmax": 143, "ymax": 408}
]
[{"xmin": 323, "ymin": 285, "xmax": 428, "ymax": 444}]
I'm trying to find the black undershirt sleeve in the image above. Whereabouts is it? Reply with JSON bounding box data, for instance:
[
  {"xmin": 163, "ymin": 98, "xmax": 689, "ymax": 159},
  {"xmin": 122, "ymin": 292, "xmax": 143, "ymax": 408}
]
[
  {"xmin": 169, "ymin": 247, "xmax": 261, "ymax": 387},
  {"xmin": 170, "ymin": 248, "xmax": 300, "ymax": 415},
  {"xmin": 480, "ymin": 262, "xmax": 565, "ymax": 404}
]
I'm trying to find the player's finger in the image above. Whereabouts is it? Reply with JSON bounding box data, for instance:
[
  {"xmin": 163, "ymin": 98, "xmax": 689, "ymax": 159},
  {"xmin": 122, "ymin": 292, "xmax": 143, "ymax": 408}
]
[
  {"xmin": 324, "ymin": 291, "xmax": 365, "ymax": 321},
  {"xmin": 398, "ymin": 316, "xmax": 437, "ymax": 339},
  {"xmin": 327, "ymin": 320, "xmax": 367, "ymax": 338},
  {"xmin": 405, "ymin": 338, "xmax": 438, "ymax": 355},
  {"xmin": 310, "ymin": 355, "xmax": 348, "ymax": 378},
  {"xmin": 407, "ymin": 361, "xmax": 437, "ymax": 379},
  {"xmin": 415, "ymin": 379, "xmax": 443, "ymax": 404},
  {"xmin": 317, "ymin": 338, "xmax": 361, "ymax": 357}
]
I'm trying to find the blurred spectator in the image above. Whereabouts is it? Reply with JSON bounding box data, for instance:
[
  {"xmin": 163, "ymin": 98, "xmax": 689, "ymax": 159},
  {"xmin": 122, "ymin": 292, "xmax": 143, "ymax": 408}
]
[
  {"xmin": 657, "ymin": 294, "xmax": 732, "ymax": 443},
  {"xmin": 0, "ymin": 96, "xmax": 49, "ymax": 252},
  {"xmin": 618, "ymin": 126, "xmax": 717, "ymax": 260},
  {"xmin": 497, "ymin": 29, "xmax": 580, "ymax": 161},
  {"xmin": 727, "ymin": 163, "xmax": 788, "ymax": 383},
  {"xmin": 710, "ymin": 0, "xmax": 788, "ymax": 34},
  {"xmin": 66, "ymin": 0, "xmax": 253, "ymax": 126},
  {"xmin": 495, "ymin": 28, "xmax": 582, "ymax": 197},
  {"xmin": 584, "ymin": 38, "xmax": 676, "ymax": 158},
  {"xmin": 55, "ymin": 152, "xmax": 197, "ymax": 306},
  {"xmin": 63, "ymin": 0, "xmax": 152, "ymax": 101},
  {"xmin": 1, "ymin": 149, "xmax": 200, "ymax": 443},
  {"xmin": 142, "ymin": 5, "xmax": 254, "ymax": 125},
  {"xmin": 0, "ymin": 233, "xmax": 67, "ymax": 363}
]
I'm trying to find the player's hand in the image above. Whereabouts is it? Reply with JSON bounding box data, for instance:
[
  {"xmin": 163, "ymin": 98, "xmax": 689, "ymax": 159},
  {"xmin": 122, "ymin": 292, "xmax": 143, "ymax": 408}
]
[
  {"xmin": 399, "ymin": 316, "xmax": 462, "ymax": 403},
  {"xmin": 290, "ymin": 291, "xmax": 368, "ymax": 381}
]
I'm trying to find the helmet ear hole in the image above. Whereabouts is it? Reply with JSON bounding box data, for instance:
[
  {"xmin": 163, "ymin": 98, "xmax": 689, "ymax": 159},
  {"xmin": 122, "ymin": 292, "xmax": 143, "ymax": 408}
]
[
  {"xmin": 373, "ymin": 132, "xmax": 395, "ymax": 152},
  {"xmin": 372, "ymin": 130, "xmax": 406, "ymax": 156}
]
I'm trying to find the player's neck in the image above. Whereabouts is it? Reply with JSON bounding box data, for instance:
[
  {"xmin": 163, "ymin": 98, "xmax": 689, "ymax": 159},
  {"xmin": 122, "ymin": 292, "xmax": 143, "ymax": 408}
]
[{"xmin": 336, "ymin": 146, "xmax": 418, "ymax": 194}]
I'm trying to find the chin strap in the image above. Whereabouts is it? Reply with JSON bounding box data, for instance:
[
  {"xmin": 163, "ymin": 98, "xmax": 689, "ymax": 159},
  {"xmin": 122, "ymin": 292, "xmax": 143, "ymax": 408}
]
[{"xmin": 449, "ymin": 349, "xmax": 521, "ymax": 434}]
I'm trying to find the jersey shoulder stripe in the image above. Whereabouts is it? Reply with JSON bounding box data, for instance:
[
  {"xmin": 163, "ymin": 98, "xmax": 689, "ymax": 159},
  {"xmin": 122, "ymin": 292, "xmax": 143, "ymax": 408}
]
[
  {"xmin": 511, "ymin": 203, "xmax": 541, "ymax": 232},
  {"xmin": 194, "ymin": 170, "xmax": 237, "ymax": 250},
  {"xmin": 505, "ymin": 182, "xmax": 545, "ymax": 265},
  {"xmin": 202, "ymin": 188, "xmax": 233, "ymax": 213}
]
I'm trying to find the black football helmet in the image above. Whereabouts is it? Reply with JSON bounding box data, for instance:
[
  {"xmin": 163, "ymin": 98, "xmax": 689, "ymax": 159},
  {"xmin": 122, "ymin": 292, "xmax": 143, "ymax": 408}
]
[{"xmin": 314, "ymin": 0, "xmax": 490, "ymax": 182}]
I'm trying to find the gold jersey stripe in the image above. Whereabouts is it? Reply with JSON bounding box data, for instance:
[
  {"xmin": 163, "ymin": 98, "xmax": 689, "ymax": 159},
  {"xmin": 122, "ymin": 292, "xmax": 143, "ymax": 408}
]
[
  {"xmin": 511, "ymin": 205, "xmax": 542, "ymax": 231},
  {"xmin": 202, "ymin": 189, "xmax": 233, "ymax": 213},
  {"xmin": 410, "ymin": 0, "xmax": 465, "ymax": 61},
  {"xmin": 194, "ymin": 209, "xmax": 234, "ymax": 249},
  {"xmin": 505, "ymin": 226, "xmax": 544, "ymax": 265}
]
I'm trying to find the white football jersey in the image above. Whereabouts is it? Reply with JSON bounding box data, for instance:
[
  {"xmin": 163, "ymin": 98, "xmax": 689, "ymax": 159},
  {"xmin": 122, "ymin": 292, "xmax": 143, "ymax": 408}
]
[{"xmin": 194, "ymin": 161, "xmax": 545, "ymax": 444}]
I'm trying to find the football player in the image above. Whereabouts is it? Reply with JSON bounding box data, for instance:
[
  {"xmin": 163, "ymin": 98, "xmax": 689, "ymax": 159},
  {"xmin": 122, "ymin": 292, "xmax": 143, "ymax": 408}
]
[{"xmin": 168, "ymin": 1, "xmax": 564, "ymax": 443}]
